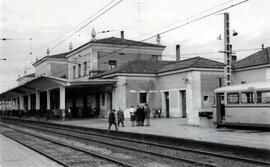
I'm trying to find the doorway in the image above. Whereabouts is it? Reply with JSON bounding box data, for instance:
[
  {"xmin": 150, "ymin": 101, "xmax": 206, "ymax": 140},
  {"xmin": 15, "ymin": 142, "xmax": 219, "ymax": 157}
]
[
  {"xmin": 180, "ymin": 90, "xmax": 186, "ymax": 118},
  {"xmin": 216, "ymin": 93, "xmax": 225, "ymax": 124},
  {"xmin": 164, "ymin": 92, "xmax": 170, "ymax": 118}
]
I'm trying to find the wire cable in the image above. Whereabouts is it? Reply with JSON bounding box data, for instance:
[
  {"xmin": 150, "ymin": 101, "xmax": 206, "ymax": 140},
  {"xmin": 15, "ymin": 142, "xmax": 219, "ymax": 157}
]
[
  {"xmin": 49, "ymin": 0, "xmax": 123, "ymax": 52},
  {"xmin": 30, "ymin": 0, "xmax": 119, "ymax": 57}
]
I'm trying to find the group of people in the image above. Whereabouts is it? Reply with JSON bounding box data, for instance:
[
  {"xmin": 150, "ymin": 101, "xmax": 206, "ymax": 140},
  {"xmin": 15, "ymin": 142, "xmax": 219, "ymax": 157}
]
[
  {"xmin": 129, "ymin": 104, "xmax": 151, "ymax": 126},
  {"xmin": 107, "ymin": 104, "xmax": 151, "ymax": 133}
]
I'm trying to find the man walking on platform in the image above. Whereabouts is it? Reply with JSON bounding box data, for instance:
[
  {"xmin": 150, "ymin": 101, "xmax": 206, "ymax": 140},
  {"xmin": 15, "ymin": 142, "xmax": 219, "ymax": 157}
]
[
  {"xmin": 117, "ymin": 108, "xmax": 125, "ymax": 127},
  {"xmin": 107, "ymin": 109, "xmax": 118, "ymax": 134}
]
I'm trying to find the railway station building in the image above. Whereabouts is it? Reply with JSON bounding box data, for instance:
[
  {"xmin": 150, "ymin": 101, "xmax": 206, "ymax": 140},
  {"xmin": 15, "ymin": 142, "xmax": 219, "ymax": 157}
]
[{"xmin": 0, "ymin": 31, "xmax": 228, "ymax": 126}]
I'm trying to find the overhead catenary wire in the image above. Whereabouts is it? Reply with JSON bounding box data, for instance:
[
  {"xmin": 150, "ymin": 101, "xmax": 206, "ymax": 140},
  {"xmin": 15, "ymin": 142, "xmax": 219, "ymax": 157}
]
[
  {"xmin": 2, "ymin": 0, "xmax": 250, "ymax": 77},
  {"xmin": 140, "ymin": 0, "xmax": 234, "ymax": 39},
  {"xmin": 13, "ymin": 0, "xmax": 250, "ymax": 78},
  {"xmin": 77, "ymin": 0, "xmax": 250, "ymax": 67},
  {"xmin": 49, "ymin": 0, "xmax": 123, "ymax": 52},
  {"xmin": 28, "ymin": 0, "xmax": 119, "ymax": 58},
  {"xmin": 10, "ymin": 0, "xmax": 122, "ymax": 75}
]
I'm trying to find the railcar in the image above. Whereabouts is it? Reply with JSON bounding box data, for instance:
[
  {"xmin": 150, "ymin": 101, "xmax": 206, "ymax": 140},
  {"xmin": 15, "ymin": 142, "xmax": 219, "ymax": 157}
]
[{"xmin": 212, "ymin": 82, "xmax": 270, "ymax": 129}]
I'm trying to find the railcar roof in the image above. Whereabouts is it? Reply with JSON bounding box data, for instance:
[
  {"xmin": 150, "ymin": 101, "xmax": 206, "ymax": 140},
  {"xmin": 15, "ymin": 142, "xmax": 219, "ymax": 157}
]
[{"xmin": 214, "ymin": 82, "xmax": 270, "ymax": 93}]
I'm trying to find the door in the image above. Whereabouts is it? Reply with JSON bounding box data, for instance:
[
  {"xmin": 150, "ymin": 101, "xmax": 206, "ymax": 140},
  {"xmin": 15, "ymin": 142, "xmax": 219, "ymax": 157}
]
[
  {"xmin": 216, "ymin": 93, "xmax": 225, "ymax": 123},
  {"xmin": 180, "ymin": 90, "xmax": 186, "ymax": 118},
  {"xmin": 23, "ymin": 96, "xmax": 28, "ymax": 111},
  {"xmin": 164, "ymin": 92, "xmax": 170, "ymax": 118}
]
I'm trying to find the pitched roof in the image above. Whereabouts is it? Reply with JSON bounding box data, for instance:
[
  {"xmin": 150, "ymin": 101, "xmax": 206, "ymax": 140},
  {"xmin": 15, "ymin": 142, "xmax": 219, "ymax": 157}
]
[
  {"xmin": 233, "ymin": 47, "xmax": 270, "ymax": 69},
  {"xmin": 95, "ymin": 59, "xmax": 174, "ymax": 78},
  {"xmin": 67, "ymin": 37, "xmax": 166, "ymax": 56},
  {"xmin": 48, "ymin": 52, "xmax": 70, "ymax": 59},
  {"xmin": 95, "ymin": 57, "xmax": 224, "ymax": 78},
  {"xmin": 158, "ymin": 57, "xmax": 224, "ymax": 73},
  {"xmin": 92, "ymin": 37, "xmax": 166, "ymax": 48}
]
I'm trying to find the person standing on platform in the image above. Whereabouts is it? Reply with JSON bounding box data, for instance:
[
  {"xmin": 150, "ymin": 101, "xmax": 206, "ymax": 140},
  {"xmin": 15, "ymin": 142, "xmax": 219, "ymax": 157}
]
[
  {"xmin": 145, "ymin": 104, "xmax": 151, "ymax": 126},
  {"xmin": 135, "ymin": 105, "xmax": 140, "ymax": 126},
  {"xmin": 129, "ymin": 106, "xmax": 135, "ymax": 126},
  {"xmin": 117, "ymin": 108, "xmax": 125, "ymax": 127},
  {"xmin": 141, "ymin": 105, "xmax": 145, "ymax": 126},
  {"xmin": 107, "ymin": 109, "xmax": 118, "ymax": 134}
]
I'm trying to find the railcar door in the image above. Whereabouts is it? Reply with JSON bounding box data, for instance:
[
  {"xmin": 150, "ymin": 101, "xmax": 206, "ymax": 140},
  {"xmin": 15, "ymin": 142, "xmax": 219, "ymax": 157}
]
[{"xmin": 216, "ymin": 93, "xmax": 225, "ymax": 124}]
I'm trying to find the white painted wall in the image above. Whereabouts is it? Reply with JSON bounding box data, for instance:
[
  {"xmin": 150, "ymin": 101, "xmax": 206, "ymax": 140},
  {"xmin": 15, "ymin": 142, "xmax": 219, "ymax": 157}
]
[
  {"xmin": 232, "ymin": 67, "xmax": 269, "ymax": 84},
  {"xmin": 35, "ymin": 62, "xmax": 47, "ymax": 77}
]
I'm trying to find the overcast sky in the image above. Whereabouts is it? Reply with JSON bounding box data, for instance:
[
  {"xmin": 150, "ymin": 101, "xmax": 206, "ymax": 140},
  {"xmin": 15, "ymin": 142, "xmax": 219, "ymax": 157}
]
[{"xmin": 0, "ymin": 0, "xmax": 269, "ymax": 93}]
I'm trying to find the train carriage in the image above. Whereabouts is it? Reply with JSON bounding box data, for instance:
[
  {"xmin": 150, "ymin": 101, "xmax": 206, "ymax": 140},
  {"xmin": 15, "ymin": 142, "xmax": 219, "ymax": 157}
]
[{"xmin": 212, "ymin": 82, "xmax": 270, "ymax": 129}]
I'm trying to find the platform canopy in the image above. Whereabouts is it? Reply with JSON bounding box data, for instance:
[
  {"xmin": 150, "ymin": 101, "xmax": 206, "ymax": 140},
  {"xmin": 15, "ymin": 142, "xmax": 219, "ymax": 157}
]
[
  {"xmin": 214, "ymin": 82, "xmax": 270, "ymax": 93},
  {"xmin": 0, "ymin": 75, "xmax": 117, "ymax": 100}
]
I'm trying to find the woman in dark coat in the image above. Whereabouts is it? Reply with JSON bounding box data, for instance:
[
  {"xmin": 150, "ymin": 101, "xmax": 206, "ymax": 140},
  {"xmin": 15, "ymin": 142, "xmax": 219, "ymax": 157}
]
[{"xmin": 135, "ymin": 105, "xmax": 140, "ymax": 126}]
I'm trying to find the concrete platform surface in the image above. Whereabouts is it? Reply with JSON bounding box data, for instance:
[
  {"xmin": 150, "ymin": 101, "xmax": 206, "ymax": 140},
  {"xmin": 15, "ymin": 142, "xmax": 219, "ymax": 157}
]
[
  {"xmin": 0, "ymin": 134, "xmax": 62, "ymax": 167},
  {"xmin": 51, "ymin": 118, "xmax": 270, "ymax": 151}
]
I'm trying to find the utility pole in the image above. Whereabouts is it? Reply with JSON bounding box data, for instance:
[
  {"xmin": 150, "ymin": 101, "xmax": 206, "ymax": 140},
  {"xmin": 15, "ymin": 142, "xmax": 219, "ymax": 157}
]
[{"xmin": 224, "ymin": 13, "xmax": 232, "ymax": 86}]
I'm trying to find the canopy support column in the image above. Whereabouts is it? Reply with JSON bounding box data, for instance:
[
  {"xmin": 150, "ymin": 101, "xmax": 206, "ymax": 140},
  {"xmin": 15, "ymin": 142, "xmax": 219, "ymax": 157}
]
[{"xmin": 36, "ymin": 92, "xmax": 40, "ymax": 110}]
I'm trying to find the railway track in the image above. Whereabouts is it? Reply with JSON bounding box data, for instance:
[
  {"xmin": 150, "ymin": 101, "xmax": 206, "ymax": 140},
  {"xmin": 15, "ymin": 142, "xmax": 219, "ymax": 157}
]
[
  {"xmin": 1, "ymin": 129, "xmax": 136, "ymax": 167},
  {"xmin": 1, "ymin": 120, "xmax": 270, "ymax": 167},
  {"xmin": 1, "ymin": 124, "xmax": 208, "ymax": 167}
]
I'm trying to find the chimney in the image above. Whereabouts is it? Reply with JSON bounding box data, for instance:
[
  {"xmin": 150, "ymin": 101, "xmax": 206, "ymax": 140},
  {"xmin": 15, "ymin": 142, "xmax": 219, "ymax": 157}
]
[
  {"xmin": 232, "ymin": 55, "xmax": 237, "ymax": 65},
  {"xmin": 120, "ymin": 31, "xmax": 124, "ymax": 39},
  {"xmin": 176, "ymin": 45, "xmax": 180, "ymax": 61},
  {"xmin": 262, "ymin": 44, "xmax": 264, "ymax": 50}
]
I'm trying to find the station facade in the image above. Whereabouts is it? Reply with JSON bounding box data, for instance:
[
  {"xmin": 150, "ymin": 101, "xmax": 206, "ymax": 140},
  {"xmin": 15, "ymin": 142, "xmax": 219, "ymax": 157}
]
[{"xmin": 1, "ymin": 31, "xmax": 231, "ymax": 126}]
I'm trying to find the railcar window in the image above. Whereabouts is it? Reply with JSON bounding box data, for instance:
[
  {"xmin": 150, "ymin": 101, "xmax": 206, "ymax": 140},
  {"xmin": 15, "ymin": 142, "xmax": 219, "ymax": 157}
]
[
  {"xmin": 241, "ymin": 92, "xmax": 254, "ymax": 103},
  {"xmin": 257, "ymin": 91, "xmax": 270, "ymax": 104},
  {"xmin": 227, "ymin": 93, "xmax": 239, "ymax": 104}
]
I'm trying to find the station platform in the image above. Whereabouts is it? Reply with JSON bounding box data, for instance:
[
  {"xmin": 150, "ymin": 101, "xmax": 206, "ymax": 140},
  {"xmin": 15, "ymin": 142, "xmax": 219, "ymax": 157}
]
[
  {"xmin": 0, "ymin": 133, "xmax": 62, "ymax": 167},
  {"xmin": 49, "ymin": 117, "xmax": 270, "ymax": 151},
  {"xmin": 2, "ymin": 116, "xmax": 270, "ymax": 151}
]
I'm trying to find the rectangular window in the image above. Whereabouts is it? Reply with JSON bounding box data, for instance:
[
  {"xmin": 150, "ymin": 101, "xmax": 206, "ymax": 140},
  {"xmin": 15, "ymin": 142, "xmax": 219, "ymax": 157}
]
[
  {"xmin": 227, "ymin": 93, "xmax": 239, "ymax": 104},
  {"xmin": 241, "ymin": 92, "xmax": 254, "ymax": 104},
  {"xmin": 203, "ymin": 96, "xmax": 208, "ymax": 101},
  {"xmin": 84, "ymin": 62, "xmax": 87, "ymax": 76},
  {"xmin": 139, "ymin": 93, "xmax": 147, "ymax": 103},
  {"xmin": 257, "ymin": 91, "xmax": 270, "ymax": 104},
  {"xmin": 108, "ymin": 60, "xmax": 116, "ymax": 70},
  {"xmin": 73, "ymin": 66, "xmax": 76, "ymax": 79},
  {"xmin": 78, "ymin": 64, "xmax": 81, "ymax": 77},
  {"xmin": 152, "ymin": 55, "xmax": 159, "ymax": 60}
]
